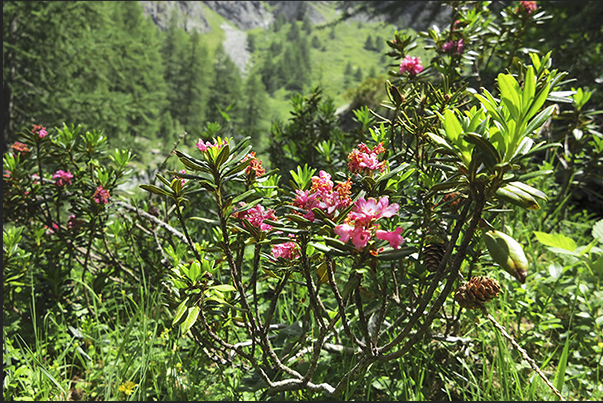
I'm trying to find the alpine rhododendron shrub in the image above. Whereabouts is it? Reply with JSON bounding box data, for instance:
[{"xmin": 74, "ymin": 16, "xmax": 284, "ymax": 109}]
[
  {"xmin": 3, "ymin": 123, "xmax": 133, "ymax": 311},
  {"xmin": 137, "ymin": 2, "xmax": 585, "ymax": 399}
]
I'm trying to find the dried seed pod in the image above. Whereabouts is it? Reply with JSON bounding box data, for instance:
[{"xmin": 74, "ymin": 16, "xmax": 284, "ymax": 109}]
[
  {"xmin": 423, "ymin": 242, "xmax": 447, "ymax": 272},
  {"xmin": 454, "ymin": 276, "xmax": 502, "ymax": 309}
]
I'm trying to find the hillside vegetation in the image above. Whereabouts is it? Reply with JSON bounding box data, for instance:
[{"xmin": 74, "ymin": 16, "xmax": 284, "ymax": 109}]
[{"xmin": 3, "ymin": 1, "xmax": 603, "ymax": 401}]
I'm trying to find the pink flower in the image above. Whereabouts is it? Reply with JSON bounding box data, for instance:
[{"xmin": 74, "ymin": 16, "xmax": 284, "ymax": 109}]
[
  {"xmin": 196, "ymin": 138, "xmax": 228, "ymax": 152},
  {"xmin": 442, "ymin": 39, "xmax": 465, "ymax": 55},
  {"xmin": 334, "ymin": 223, "xmax": 356, "ymax": 243},
  {"xmin": 292, "ymin": 171, "xmax": 351, "ymax": 222},
  {"xmin": 233, "ymin": 202, "xmax": 276, "ymax": 232},
  {"xmin": 52, "ymin": 170, "xmax": 74, "ymax": 187},
  {"xmin": 334, "ymin": 196, "xmax": 403, "ymax": 252},
  {"xmin": 67, "ymin": 214, "xmax": 83, "ymax": 229},
  {"xmin": 376, "ymin": 227, "xmax": 404, "ymax": 249},
  {"xmin": 349, "ymin": 196, "xmax": 399, "ymax": 225},
  {"xmin": 351, "ymin": 228, "xmax": 372, "ymax": 250},
  {"xmin": 11, "ymin": 141, "xmax": 30, "ymax": 154},
  {"xmin": 196, "ymin": 139, "xmax": 210, "ymax": 152},
  {"xmin": 456, "ymin": 38, "xmax": 465, "ymax": 55},
  {"xmin": 93, "ymin": 186, "xmax": 111, "ymax": 205},
  {"xmin": 32, "ymin": 124, "xmax": 48, "ymax": 138},
  {"xmin": 271, "ymin": 241, "xmax": 299, "ymax": 260},
  {"xmin": 242, "ymin": 152, "xmax": 265, "ymax": 178},
  {"xmin": 399, "ymin": 55, "xmax": 424, "ymax": 76},
  {"xmin": 348, "ymin": 143, "xmax": 388, "ymax": 175},
  {"xmin": 45, "ymin": 222, "xmax": 60, "ymax": 235},
  {"xmin": 176, "ymin": 169, "xmax": 187, "ymax": 186},
  {"xmin": 519, "ymin": 1, "xmax": 537, "ymax": 14}
]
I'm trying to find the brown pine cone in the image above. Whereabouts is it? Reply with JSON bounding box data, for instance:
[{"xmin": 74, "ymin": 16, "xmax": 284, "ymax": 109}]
[
  {"xmin": 423, "ymin": 242, "xmax": 447, "ymax": 272},
  {"xmin": 454, "ymin": 276, "xmax": 502, "ymax": 309}
]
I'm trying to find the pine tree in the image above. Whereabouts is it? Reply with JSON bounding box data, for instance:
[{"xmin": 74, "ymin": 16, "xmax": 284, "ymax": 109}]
[
  {"xmin": 355, "ymin": 67, "xmax": 363, "ymax": 82},
  {"xmin": 311, "ymin": 35, "xmax": 322, "ymax": 49},
  {"xmin": 242, "ymin": 69, "xmax": 269, "ymax": 147},
  {"xmin": 344, "ymin": 62, "xmax": 353, "ymax": 76},
  {"xmin": 180, "ymin": 31, "xmax": 210, "ymax": 138},
  {"xmin": 3, "ymin": 2, "xmax": 111, "ymax": 146},
  {"xmin": 205, "ymin": 44, "xmax": 242, "ymax": 133},
  {"xmin": 302, "ymin": 17, "xmax": 312, "ymax": 34},
  {"xmin": 364, "ymin": 35, "xmax": 374, "ymax": 51},
  {"xmin": 269, "ymin": 40, "xmax": 283, "ymax": 57},
  {"xmin": 273, "ymin": 12, "xmax": 287, "ymax": 32},
  {"xmin": 161, "ymin": 10, "xmax": 189, "ymax": 137},
  {"xmin": 247, "ymin": 33, "xmax": 256, "ymax": 53},
  {"xmin": 103, "ymin": 1, "xmax": 168, "ymax": 142},
  {"xmin": 287, "ymin": 21, "xmax": 301, "ymax": 42},
  {"xmin": 261, "ymin": 56, "xmax": 278, "ymax": 96}
]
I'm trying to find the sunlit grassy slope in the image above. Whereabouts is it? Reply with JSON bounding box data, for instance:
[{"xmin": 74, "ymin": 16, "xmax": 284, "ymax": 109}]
[{"xmin": 197, "ymin": 4, "xmax": 434, "ymax": 123}]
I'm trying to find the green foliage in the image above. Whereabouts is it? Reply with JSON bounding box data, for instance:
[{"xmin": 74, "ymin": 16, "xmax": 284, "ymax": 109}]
[{"xmin": 4, "ymin": 1, "xmax": 603, "ymax": 401}]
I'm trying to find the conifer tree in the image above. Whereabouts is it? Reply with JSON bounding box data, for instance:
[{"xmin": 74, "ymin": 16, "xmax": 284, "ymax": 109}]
[
  {"xmin": 355, "ymin": 67, "xmax": 363, "ymax": 81},
  {"xmin": 103, "ymin": 1, "xmax": 168, "ymax": 143},
  {"xmin": 364, "ymin": 35, "xmax": 374, "ymax": 50},
  {"xmin": 287, "ymin": 21, "xmax": 301, "ymax": 42},
  {"xmin": 302, "ymin": 17, "xmax": 312, "ymax": 34},
  {"xmin": 311, "ymin": 35, "xmax": 322, "ymax": 49},
  {"xmin": 205, "ymin": 44, "xmax": 242, "ymax": 133},
  {"xmin": 242, "ymin": 69, "xmax": 269, "ymax": 147}
]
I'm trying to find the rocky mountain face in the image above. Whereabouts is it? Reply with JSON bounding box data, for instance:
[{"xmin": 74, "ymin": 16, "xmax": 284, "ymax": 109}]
[{"xmin": 138, "ymin": 1, "xmax": 345, "ymax": 34}]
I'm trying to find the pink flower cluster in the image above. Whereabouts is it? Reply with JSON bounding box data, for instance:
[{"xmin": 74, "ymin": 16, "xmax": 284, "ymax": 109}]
[
  {"xmin": 32, "ymin": 124, "xmax": 48, "ymax": 138},
  {"xmin": 271, "ymin": 239, "xmax": 299, "ymax": 260},
  {"xmin": 11, "ymin": 141, "xmax": 30, "ymax": 155},
  {"xmin": 518, "ymin": 1, "xmax": 537, "ymax": 14},
  {"xmin": 233, "ymin": 202, "xmax": 277, "ymax": 232},
  {"xmin": 334, "ymin": 196, "xmax": 404, "ymax": 251},
  {"xmin": 45, "ymin": 222, "xmax": 60, "ymax": 235},
  {"xmin": 176, "ymin": 169, "xmax": 187, "ymax": 186},
  {"xmin": 399, "ymin": 55, "xmax": 424, "ymax": 76},
  {"xmin": 442, "ymin": 38, "xmax": 465, "ymax": 55},
  {"xmin": 52, "ymin": 170, "xmax": 74, "ymax": 187},
  {"xmin": 196, "ymin": 138, "xmax": 228, "ymax": 152},
  {"xmin": 68, "ymin": 214, "xmax": 83, "ymax": 229},
  {"xmin": 93, "ymin": 185, "xmax": 110, "ymax": 204},
  {"xmin": 242, "ymin": 152, "xmax": 265, "ymax": 178},
  {"xmin": 293, "ymin": 171, "xmax": 352, "ymax": 222},
  {"xmin": 348, "ymin": 143, "xmax": 388, "ymax": 175}
]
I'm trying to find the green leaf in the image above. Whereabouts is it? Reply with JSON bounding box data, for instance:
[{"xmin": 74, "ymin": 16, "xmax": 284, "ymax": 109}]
[
  {"xmin": 498, "ymin": 74, "xmax": 521, "ymax": 120},
  {"xmin": 231, "ymin": 189, "xmax": 256, "ymax": 205},
  {"xmin": 522, "ymin": 66, "xmax": 536, "ymax": 112},
  {"xmin": 376, "ymin": 162, "xmax": 410, "ymax": 185},
  {"xmin": 180, "ymin": 306, "xmax": 200, "ymax": 335},
  {"xmin": 375, "ymin": 246, "xmax": 415, "ymax": 261},
  {"xmin": 188, "ymin": 261, "xmax": 201, "ymax": 282},
  {"xmin": 533, "ymin": 231, "xmax": 577, "ymax": 252},
  {"xmin": 507, "ymin": 181, "xmax": 547, "ymax": 201},
  {"xmin": 208, "ymin": 284, "xmax": 237, "ymax": 293},
  {"xmin": 496, "ymin": 184, "xmax": 540, "ymax": 210},
  {"xmin": 139, "ymin": 184, "xmax": 171, "ymax": 197},
  {"xmin": 173, "ymin": 298, "xmax": 189, "ymax": 328},
  {"xmin": 592, "ymin": 219, "xmax": 603, "ymax": 244},
  {"xmin": 548, "ymin": 262, "xmax": 563, "ymax": 279},
  {"xmin": 443, "ymin": 109, "xmax": 463, "ymax": 145},
  {"xmin": 465, "ymin": 132, "xmax": 501, "ymax": 166},
  {"xmin": 426, "ymin": 132, "xmax": 453, "ymax": 149},
  {"xmin": 523, "ymin": 105, "xmax": 556, "ymax": 138}
]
